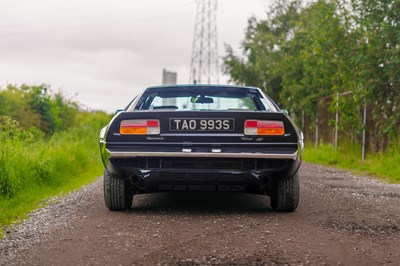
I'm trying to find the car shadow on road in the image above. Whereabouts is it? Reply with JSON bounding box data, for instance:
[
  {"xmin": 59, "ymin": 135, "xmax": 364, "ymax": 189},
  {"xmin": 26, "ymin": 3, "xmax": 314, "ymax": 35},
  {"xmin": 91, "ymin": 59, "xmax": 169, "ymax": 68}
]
[{"xmin": 129, "ymin": 192, "xmax": 275, "ymax": 214}]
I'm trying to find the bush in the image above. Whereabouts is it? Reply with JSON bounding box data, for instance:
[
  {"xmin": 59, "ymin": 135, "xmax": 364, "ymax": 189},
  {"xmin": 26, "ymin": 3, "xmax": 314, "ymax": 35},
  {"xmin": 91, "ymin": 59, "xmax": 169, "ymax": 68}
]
[
  {"xmin": 0, "ymin": 84, "xmax": 111, "ymax": 229},
  {"xmin": 0, "ymin": 112, "xmax": 110, "ymax": 200}
]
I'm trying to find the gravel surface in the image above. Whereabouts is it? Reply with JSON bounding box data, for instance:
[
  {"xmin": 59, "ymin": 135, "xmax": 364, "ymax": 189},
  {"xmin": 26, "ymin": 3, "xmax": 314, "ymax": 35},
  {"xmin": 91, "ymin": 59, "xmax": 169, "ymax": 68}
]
[
  {"xmin": 1, "ymin": 162, "xmax": 400, "ymax": 265},
  {"xmin": 0, "ymin": 179, "xmax": 101, "ymax": 264}
]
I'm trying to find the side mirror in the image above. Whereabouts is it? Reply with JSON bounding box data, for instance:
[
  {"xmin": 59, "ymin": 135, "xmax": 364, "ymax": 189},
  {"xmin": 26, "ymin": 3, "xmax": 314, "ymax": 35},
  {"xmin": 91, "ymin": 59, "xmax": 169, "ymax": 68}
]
[
  {"xmin": 281, "ymin": 109, "xmax": 289, "ymax": 116},
  {"xmin": 114, "ymin": 109, "xmax": 124, "ymax": 115}
]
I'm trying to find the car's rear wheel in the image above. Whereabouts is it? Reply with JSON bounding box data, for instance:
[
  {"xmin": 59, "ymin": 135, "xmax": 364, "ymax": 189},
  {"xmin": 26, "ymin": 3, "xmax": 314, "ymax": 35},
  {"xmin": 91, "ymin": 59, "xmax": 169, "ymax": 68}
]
[
  {"xmin": 103, "ymin": 165, "xmax": 133, "ymax": 210},
  {"xmin": 270, "ymin": 172, "xmax": 300, "ymax": 212}
]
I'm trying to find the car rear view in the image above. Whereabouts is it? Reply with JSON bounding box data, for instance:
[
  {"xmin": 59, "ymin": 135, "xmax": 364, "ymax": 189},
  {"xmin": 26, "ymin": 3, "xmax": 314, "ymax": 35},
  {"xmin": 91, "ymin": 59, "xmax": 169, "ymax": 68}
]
[{"xmin": 100, "ymin": 85, "xmax": 303, "ymax": 212}]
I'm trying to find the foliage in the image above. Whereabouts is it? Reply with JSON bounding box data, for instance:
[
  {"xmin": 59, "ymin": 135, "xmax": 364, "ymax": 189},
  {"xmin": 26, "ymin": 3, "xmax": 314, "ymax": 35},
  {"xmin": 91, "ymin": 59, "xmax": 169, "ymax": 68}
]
[
  {"xmin": 223, "ymin": 0, "xmax": 400, "ymax": 154},
  {"xmin": 0, "ymin": 111, "xmax": 110, "ymax": 228},
  {"xmin": 0, "ymin": 84, "xmax": 111, "ymax": 230},
  {"xmin": 0, "ymin": 84, "xmax": 79, "ymax": 135}
]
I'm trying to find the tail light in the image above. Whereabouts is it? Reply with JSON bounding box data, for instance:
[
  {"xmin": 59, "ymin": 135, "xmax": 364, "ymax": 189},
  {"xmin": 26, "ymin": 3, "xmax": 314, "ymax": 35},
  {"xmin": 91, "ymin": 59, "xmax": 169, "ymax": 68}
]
[
  {"xmin": 244, "ymin": 120, "xmax": 285, "ymax": 136},
  {"xmin": 120, "ymin": 119, "xmax": 160, "ymax": 135}
]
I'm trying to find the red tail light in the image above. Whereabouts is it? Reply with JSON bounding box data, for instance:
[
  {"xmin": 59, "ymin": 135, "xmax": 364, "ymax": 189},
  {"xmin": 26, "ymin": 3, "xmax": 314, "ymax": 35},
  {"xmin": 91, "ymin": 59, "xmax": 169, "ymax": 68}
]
[
  {"xmin": 244, "ymin": 120, "xmax": 285, "ymax": 136},
  {"xmin": 120, "ymin": 119, "xmax": 160, "ymax": 135}
]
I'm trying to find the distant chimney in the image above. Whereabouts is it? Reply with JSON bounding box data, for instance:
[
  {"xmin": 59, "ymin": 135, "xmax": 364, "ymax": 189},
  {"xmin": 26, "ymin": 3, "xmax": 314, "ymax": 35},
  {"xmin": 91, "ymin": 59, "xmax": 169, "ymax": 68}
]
[
  {"xmin": 162, "ymin": 69, "xmax": 177, "ymax": 85},
  {"xmin": 162, "ymin": 69, "xmax": 178, "ymax": 106}
]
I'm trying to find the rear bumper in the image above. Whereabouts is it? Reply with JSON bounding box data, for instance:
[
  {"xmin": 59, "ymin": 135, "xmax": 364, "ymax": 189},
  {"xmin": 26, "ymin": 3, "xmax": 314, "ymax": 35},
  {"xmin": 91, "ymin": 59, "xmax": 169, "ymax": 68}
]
[
  {"xmin": 107, "ymin": 150, "xmax": 298, "ymax": 160},
  {"xmin": 101, "ymin": 142, "xmax": 301, "ymax": 165}
]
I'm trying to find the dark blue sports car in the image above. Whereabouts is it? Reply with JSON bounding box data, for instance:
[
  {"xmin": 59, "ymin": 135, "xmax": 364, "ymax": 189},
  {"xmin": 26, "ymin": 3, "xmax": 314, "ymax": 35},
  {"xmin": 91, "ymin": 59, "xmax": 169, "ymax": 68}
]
[{"xmin": 100, "ymin": 85, "xmax": 303, "ymax": 211}]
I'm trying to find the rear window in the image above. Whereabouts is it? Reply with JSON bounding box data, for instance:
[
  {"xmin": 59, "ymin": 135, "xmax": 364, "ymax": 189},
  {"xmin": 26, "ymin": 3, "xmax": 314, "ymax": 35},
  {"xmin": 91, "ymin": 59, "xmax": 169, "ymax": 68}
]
[{"xmin": 133, "ymin": 86, "xmax": 276, "ymax": 112}]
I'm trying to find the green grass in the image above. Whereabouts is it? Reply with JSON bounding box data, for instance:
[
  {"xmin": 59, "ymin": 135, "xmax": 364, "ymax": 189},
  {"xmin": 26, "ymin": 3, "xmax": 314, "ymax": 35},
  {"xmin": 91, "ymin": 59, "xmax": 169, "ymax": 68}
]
[
  {"xmin": 0, "ymin": 112, "xmax": 110, "ymax": 235},
  {"xmin": 304, "ymin": 143, "xmax": 400, "ymax": 183}
]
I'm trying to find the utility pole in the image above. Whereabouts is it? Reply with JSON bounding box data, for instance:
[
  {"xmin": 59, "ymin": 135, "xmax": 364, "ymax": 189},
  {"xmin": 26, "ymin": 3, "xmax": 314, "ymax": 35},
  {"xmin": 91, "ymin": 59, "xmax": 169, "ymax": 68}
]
[{"xmin": 189, "ymin": 0, "xmax": 219, "ymax": 84}]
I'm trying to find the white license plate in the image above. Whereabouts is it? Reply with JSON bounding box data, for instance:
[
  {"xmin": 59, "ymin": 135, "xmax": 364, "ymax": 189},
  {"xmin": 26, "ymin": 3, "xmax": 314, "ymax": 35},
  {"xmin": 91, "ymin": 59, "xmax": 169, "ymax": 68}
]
[{"xmin": 170, "ymin": 118, "xmax": 234, "ymax": 131}]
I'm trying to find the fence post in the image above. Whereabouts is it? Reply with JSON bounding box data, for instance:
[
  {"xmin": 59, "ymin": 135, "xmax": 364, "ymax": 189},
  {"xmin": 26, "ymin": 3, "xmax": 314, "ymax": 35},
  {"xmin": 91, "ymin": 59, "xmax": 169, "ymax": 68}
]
[
  {"xmin": 315, "ymin": 114, "xmax": 319, "ymax": 147},
  {"xmin": 362, "ymin": 102, "xmax": 367, "ymax": 160},
  {"xmin": 335, "ymin": 92, "xmax": 339, "ymax": 149}
]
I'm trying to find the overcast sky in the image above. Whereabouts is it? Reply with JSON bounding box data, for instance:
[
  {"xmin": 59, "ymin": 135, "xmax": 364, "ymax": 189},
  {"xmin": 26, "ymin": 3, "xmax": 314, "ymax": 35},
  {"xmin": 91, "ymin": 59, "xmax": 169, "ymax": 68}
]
[{"xmin": 0, "ymin": 0, "xmax": 271, "ymax": 113}]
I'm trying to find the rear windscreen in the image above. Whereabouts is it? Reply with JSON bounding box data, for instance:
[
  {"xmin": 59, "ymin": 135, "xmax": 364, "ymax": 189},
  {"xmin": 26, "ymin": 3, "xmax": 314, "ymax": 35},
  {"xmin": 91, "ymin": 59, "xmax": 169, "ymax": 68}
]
[{"xmin": 133, "ymin": 87, "xmax": 277, "ymax": 112}]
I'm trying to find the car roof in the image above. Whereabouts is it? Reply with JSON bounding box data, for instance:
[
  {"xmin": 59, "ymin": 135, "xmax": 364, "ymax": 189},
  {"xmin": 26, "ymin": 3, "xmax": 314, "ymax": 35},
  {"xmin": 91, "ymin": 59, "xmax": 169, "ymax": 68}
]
[{"xmin": 147, "ymin": 84, "xmax": 260, "ymax": 90}]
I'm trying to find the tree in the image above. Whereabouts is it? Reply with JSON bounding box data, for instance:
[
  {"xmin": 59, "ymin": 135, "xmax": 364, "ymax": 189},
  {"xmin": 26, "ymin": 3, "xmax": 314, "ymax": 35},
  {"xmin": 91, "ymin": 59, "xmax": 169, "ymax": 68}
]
[
  {"xmin": 0, "ymin": 85, "xmax": 79, "ymax": 135},
  {"xmin": 223, "ymin": 0, "xmax": 400, "ymax": 154}
]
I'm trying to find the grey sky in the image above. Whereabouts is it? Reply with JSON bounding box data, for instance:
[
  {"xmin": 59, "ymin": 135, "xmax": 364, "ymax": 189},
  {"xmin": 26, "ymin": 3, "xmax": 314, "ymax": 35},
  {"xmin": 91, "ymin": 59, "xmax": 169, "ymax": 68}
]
[{"xmin": 0, "ymin": 0, "xmax": 270, "ymax": 113}]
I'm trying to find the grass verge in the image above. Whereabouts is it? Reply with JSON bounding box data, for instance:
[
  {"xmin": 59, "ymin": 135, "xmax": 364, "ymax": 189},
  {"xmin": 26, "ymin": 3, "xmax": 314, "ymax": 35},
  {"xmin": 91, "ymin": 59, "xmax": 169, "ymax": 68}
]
[
  {"xmin": 304, "ymin": 143, "xmax": 400, "ymax": 183},
  {"xmin": 0, "ymin": 112, "xmax": 110, "ymax": 236}
]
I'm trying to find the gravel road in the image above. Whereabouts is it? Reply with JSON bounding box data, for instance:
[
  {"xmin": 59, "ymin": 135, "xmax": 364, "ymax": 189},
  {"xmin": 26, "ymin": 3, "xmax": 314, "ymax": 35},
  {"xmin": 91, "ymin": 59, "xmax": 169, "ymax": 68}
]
[{"xmin": 1, "ymin": 162, "xmax": 400, "ymax": 265}]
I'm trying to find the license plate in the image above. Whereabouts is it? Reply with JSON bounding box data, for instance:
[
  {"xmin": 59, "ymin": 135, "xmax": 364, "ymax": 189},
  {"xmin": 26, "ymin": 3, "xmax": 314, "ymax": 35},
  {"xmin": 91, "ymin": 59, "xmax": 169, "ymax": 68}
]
[{"xmin": 170, "ymin": 118, "xmax": 234, "ymax": 132}]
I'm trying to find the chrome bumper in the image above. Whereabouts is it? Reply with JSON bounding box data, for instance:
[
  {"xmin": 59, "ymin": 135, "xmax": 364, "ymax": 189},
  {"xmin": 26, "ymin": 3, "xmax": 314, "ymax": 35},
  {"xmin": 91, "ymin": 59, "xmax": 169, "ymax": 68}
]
[{"xmin": 107, "ymin": 149, "xmax": 298, "ymax": 160}]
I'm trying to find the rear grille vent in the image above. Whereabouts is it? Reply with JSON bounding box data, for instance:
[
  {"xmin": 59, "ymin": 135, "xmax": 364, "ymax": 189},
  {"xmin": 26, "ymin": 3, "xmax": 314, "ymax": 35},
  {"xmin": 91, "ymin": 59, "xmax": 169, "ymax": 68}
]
[
  {"xmin": 157, "ymin": 172, "xmax": 247, "ymax": 192},
  {"xmin": 162, "ymin": 158, "xmax": 245, "ymax": 170}
]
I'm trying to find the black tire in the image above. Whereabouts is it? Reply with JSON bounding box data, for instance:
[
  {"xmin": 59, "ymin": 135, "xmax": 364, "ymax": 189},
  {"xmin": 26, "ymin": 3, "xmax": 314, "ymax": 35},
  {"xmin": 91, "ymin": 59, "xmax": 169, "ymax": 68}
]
[
  {"xmin": 270, "ymin": 172, "xmax": 300, "ymax": 212},
  {"xmin": 103, "ymin": 165, "xmax": 133, "ymax": 210}
]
